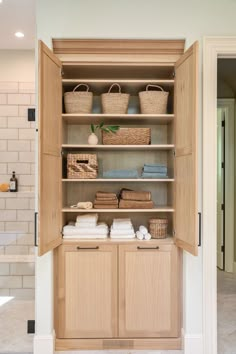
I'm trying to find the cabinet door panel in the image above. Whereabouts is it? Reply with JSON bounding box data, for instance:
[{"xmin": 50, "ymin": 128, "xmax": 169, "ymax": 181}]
[
  {"xmin": 119, "ymin": 244, "xmax": 180, "ymax": 338},
  {"xmin": 38, "ymin": 40, "xmax": 62, "ymax": 255},
  {"xmin": 57, "ymin": 244, "xmax": 117, "ymax": 338},
  {"xmin": 174, "ymin": 41, "xmax": 199, "ymax": 256}
]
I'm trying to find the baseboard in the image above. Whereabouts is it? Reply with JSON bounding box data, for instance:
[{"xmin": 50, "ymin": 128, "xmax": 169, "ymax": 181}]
[
  {"xmin": 182, "ymin": 329, "xmax": 203, "ymax": 354},
  {"xmin": 33, "ymin": 331, "xmax": 55, "ymax": 354}
]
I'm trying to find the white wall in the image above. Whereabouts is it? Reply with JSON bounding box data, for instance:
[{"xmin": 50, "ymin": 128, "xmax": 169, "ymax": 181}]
[
  {"xmin": 36, "ymin": 0, "xmax": 236, "ymax": 347},
  {"xmin": 0, "ymin": 50, "xmax": 35, "ymax": 82}
]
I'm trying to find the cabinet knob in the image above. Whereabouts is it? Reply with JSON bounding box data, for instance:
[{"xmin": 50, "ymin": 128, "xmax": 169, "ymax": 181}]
[
  {"xmin": 137, "ymin": 246, "xmax": 159, "ymax": 250},
  {"xmin": 77, "ymin": 246, "xmax": 99, "ymax": 250}
]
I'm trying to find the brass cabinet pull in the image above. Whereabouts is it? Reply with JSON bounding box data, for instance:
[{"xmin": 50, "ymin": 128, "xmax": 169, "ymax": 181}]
[
  {"xmin": 77, "ymin": 246, "xmax": 99, "ymax": 250},
  {"xmin": 137, "ymin": 246, "xmax": 160, "ymax": 250}
]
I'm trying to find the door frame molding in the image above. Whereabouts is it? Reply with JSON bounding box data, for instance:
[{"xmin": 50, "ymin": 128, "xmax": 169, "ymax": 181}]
[
  {"xmin": 217, "ymin": 99, "xmax": 235, "ymax": 272},
  {"xmin": 203, "ymin": 36, "xmax": 236, "ymax": 354}
]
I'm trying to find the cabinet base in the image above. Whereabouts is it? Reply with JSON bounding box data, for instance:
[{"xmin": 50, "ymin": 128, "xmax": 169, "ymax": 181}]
[{"xmin": 55, "ymin": 337, "xmax": 182, "ymax": 351}]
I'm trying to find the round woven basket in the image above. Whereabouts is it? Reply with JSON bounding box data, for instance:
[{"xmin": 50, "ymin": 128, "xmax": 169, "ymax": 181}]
[
  {"xmin": 139, "ymin": 85, "xmax": 169, "ymax": 114},
  {"xmin": 64, "ymin": 84, "xmax": 93, "ymax": 113},
  {"xmin": 101, "ymin": 83, "xmax": 130, "ymax": 114},
  {"xmin": 149, "ymin": 218, "xmax": 168, "ymax": 239}
]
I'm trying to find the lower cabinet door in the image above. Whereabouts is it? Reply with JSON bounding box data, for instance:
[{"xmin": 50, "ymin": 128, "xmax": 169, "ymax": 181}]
[
  {"xmin": 119, "ymin": 243, "xmax": 180, "ymax": 338},
  {"xmin": 57, "ymin": 244, "xmax": 117, "ymax": 338}
]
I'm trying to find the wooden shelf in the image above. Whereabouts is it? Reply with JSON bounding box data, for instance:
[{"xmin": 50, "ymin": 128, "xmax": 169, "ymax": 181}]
[
  {"xmin": 62, "ymin": 113, "xmax": 174, "ymax": 125},
  {"xmin": 62, "ymin": 178, "xmax": 174, "ymax": 182},
  {"xmin": 62, "ymin": 206, "xmax": 174, "ymax": 213},
  {"xmin": 61, "ymin": 144, "xmax": 175, "ymax": 151},
  {"xmin": 62, "ymin": 237, "xmax": 174, "ymax": 245}
]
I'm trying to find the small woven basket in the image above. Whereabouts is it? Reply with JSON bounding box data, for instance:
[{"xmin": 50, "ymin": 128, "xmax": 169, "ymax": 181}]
[
  {"xmin": 139, "ymin": 85, "xmax": 169, "ymax": 114},
  {"xmin": 149, "ymin": 218, "xmax": 168, "ymax": 239},
  {"xmin": 101, "ymin": 83, "xmax": 130, "ymax": 114},
  {"xmin": 102, "ymin": 128, "xmax": 151, "ymax": 145},
  {"xmin": 67, "ymin": 153, "xmax": 98, "ymax": 179},
  {"xmin": 64, "ymin": 84, "xmax": 93, "ymax": 114}
]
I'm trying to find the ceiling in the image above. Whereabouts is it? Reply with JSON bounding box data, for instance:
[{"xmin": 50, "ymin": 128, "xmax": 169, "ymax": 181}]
[{"xmin": 0, "ymin": 0, "xmax": 35, "ymax": 49}]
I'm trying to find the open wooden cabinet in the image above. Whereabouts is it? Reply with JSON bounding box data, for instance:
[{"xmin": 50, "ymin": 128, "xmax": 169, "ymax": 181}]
[{"xmin": 37, "ymin": 39, "xmax": 199, "ymax": 351}]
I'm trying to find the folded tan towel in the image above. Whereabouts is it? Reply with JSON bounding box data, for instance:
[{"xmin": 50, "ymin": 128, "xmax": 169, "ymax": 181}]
[
  {"xmin": 94, "ymin": 199, "xmax": 118, "ymax": 205},
  {"xmin": 94, "ymin": 204, "xmax": 119, "ymax": 209},
  {"xmin": 96, "ymin": 191, "xmax": 117, "ymax": 199},
  {"xmin": 119, "ymin": 199, "xmax": 154, "ymax": 209},
  {"xmin": 121, "ymin": 190, "xmax": 151, "ymax": 201},
  {"xmin": 96, "ymin": 196, "xmax": 118, "ymax": 201}
]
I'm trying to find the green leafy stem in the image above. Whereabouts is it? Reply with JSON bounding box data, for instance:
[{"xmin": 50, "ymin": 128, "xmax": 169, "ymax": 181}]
[{"xmin": 90, "ymin": 122, "xmax": 120, "ymax": 134}]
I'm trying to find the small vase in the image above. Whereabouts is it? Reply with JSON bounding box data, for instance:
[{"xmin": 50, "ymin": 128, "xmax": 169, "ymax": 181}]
[{"xmin": 88, "ymin": 133, "xmax": 98, "ymax": 145}]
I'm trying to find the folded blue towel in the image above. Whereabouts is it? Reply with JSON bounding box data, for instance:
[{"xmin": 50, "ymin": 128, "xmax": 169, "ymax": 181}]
[
  {"xmin": 103, "ymin": 169, "xmax": 139, "ymax": 179},
  {"xmin": 141, "ymin": 172, "xmax": 168, "ymax": 179},
  {"xmin": 143, "ymin": 164, "xmax": 167, "ymax": 173}
]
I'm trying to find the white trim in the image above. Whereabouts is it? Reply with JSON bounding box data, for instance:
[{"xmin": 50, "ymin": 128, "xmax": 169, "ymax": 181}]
[
  {"xmin": 203, "ymin": 36, "xmax": 236, "ymax": 354},
  {"xmin": 217, "ymin": 99, "xmax": 235, "ymax": 273},
  {"xmin": 182, "ymin": 329, "xmax": 203, "ymax": 354},
  {"xmin": 33, "ymin": 332, "xmax": 55, "ymax": 354}
]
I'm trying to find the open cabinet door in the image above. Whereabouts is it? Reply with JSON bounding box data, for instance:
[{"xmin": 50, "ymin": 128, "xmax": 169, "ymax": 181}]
[
  {"xmin": 38, "ymin": 41, "xmax": 62, "ymax": 256},
  {"xmin": 174, "ymin": 42, "xmax": 199, "ymax": 256}
]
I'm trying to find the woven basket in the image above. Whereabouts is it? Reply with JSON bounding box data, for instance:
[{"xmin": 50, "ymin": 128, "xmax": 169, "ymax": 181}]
[
  {"xmin": 101, "ymin": 83, "xmax": 130, "ymax": 114},
  {"xmin": 139, "ymin": 85, "xmax": 169, "ymax": 114},
  {"xmin": 67, "ymin": 153, "xmax": 98, "ymax": 179},
  {"xmin": 102, "ymin": 128, "xmax": 151, "ymax": 145},
  {"xmin": 64, "ymin": 84, "xmax": 93, "ymax": 113},
  {"xmin": 149, "ymin": 218, "xmax": 168, "ymax": 239}
]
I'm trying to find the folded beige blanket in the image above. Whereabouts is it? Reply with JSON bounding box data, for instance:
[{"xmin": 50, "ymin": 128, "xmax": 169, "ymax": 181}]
[
  {"xmin": 96, "ymin": 191, "xmax": 117, "ymax": 199},
  {"xmin": 119, "ymin": 199, "xmax": 154, "ymax": 209},
  {"xmin": 94, "ymin": 204, "xmax": 119, "ymax": 209},
  {"xmin": 94, "ymin": 199, "xmax": 118, "ymax": 205},
  {"xmin": 121, "ymin": 190, "xmax": 151, "ymax": 201}
]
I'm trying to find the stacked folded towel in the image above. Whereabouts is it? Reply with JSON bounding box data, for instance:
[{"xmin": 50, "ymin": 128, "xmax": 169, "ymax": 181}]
[
  {"xmin": 119, "ymin": 189, "xmax": 154, "ymax": 209},
  {"xmin": 94, "ymin": 191, "xmax": 118, "ymax": 209},
  {"xmin": 110, "ymin": 218, "xmax": 135, "ymax": 239},
  {"xmin": 63, "ymin": 213, "xmax": 108, "ymax": 239},
  {"xmin": 103, "ymin": 169, "xmax": 139, "ymax": 179},
  {"xmin": 141, "ymin": 163, "xmax": 168, "ymax": 179}
]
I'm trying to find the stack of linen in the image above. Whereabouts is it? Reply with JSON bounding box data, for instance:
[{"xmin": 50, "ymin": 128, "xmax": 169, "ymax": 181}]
[
  {"xmin": 119, "ymin": 189, "xmax": 154, "ymax": 209},
  {"xmin": 103, "ymin": 169, "xmax": 139, "ymax": 179},
  {"xmin": 94, "ymin": 191, "xmax": 118, "ymax": 209},
  {"xmin": 141, "ymin": 163, "xmax": 168, "ymax": 179},
  {"xmin": 63, "ymin": 213, "xmax": 108, "ymax": 239},
  {"xmin": 110, "ymin": 218, "xmax": 135, "ymax": 239}
]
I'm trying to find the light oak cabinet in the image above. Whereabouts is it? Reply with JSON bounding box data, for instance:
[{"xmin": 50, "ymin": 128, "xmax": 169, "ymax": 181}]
[
  {"xmin": 119, "ymin": 243, "xmax": 180, "ymax": 338},
  {"xmin": 38, "ymin": 39, "xmax": 199, "ymax": 350},
  {"xmin": 55, "ymin": 244, "xmax": 117, "ymax": 339}
]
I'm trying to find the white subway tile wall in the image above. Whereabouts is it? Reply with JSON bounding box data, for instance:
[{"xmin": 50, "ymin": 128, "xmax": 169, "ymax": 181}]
[{"xmin": 0, "ymin": 82, "xmax": 35, "ymax": 298}]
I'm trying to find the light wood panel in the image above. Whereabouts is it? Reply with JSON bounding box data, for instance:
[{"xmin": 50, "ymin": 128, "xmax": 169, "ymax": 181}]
[
  {"xmin": 55, "ymin": 337, "xmax": 182, "ymax": 350},
  {"xmin": 57, "ymin": 244, "xmax": 117, "ymax": 338},
  {"xmin": 119, "ymin": 244, "xmax": 180, "ymax": 337},
  {"xmin": 174, "ymin": 41, "xmax": 199, "ymax": 256},
  {"xmin": 38, "ymin": 40, "xmax": 62, "ymax": 256}
]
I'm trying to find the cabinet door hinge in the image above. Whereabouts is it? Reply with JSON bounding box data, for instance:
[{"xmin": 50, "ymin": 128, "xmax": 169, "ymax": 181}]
[
  {"xmin": 221, "ymin": 162, "xmax": 225, "ymax": 169},
  {"xmin": 61, "ymin": 149, "xmax": 64, "ymax": 156},
  {"xmin": 172, "ymin": 70, "xmax": 175, "ymax": 78},
  {"xmin": 221, "ymin": 203, "xmax": 225, "ymax": 211},
  {"xmin": 221, "ymin": 245, "xmax": 225, "ymax": 253},
  {"xmin": 172, "ymin": 230, "xmax": 176, "ymax": 237},
  {"xmin": 173, "ymin": 149, "xmax": 176, "ymax": 157},
  {"xmin": 61, "ymin": 68, "xmax": 64, "ymax": 77},
  {"xmin": 222, "ymin": 120, "xmax": 225, "ymax": 127}
]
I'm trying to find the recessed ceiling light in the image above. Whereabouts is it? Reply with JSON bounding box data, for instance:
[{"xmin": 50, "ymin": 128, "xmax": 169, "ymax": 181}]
[
  {"xmin": 0, "ymin": 0, "xmax": 3, "ymax": 4},
  {"xmin": 15, "ymin": 32, "xmax": 24, "ymax": 38}
]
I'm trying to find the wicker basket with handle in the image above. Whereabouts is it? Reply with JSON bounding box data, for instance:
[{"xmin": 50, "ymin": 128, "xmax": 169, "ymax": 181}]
[
  {"xmin": 148, "ymin": 218, "xmax": 168, "ymax": 239},
  {"xmin": 67, "ymin": 153, "xmax": 98, "ymax": 179},
  {"xmin": 102, "ymin": 127, "xmax": 151, "ymax": 145},
  {"xmin": 139, "ymin": 85, "xmax": 169, "ymax": 114},
  {"xmin": 101, "ymin": 83, "xmax": 130, "ymax": 114},
  {"xmin": 64, "ymin": 84, "xmax": 93, "ymax": 113}
]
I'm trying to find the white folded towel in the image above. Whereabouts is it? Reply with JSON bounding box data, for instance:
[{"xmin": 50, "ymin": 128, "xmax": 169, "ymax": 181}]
[
  {"xmin": 110, "ymin": 233, "xmax": 135, "ymax": 239},
  {"xmin": 136, "ymin": 231, "xmax": 144, "ymax": 240},
  {"xmin": 139, "ymin": 225, "xmax": 148, "ymax": 235},
  {"xmin": 144, "ymin": 233, "xmax": 152, "ymax": 240},
  {"xmin": 63, "ymin": 234, "xmax": 107, "ymax": 239},
  {"xmin": 76, "ymin": 213, "xmax": 98, "ymax": 222},
  {"xmin": 110, "ymin": 226, "xmax": 135, "ymax": 236},
  {"xmin": 112, "ymin": 223, "xmax": 133, "ymax": 230},
  {"xmin": 63, "ymin": 223, "xmax": 108, "ymax": 236},
  {"xmin": 75, "ymin": 221, "xmax": 97, "ymax": 228}
]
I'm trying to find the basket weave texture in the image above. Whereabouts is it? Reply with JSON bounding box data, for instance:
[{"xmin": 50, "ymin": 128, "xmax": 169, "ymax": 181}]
[
  {"xmin": 139, "ymin": 85, "xmax": 169, "ymax": 114},
  {"xmin": 149, "ymin": 218, "xmax": 168, "ymax": 239},
  {"xmin": 67, "ymin": 153, "xmax": 98, "ymax": 179},
  {"xmin": 102, "ymin": 128, "xmax": 151, "ymax": 145},
  {"xmin": 101, "ymin": 83, "xmax": 130, "ymax": 114},
  {"xmin": 64, "ymin": 84, "xmax": 93, "ymax": 114}
]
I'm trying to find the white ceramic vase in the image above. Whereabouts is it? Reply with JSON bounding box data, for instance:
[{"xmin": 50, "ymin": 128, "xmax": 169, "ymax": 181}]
[{"xmin": 88, "ymin": 133, "xmax": 98, "ymax": 145}]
